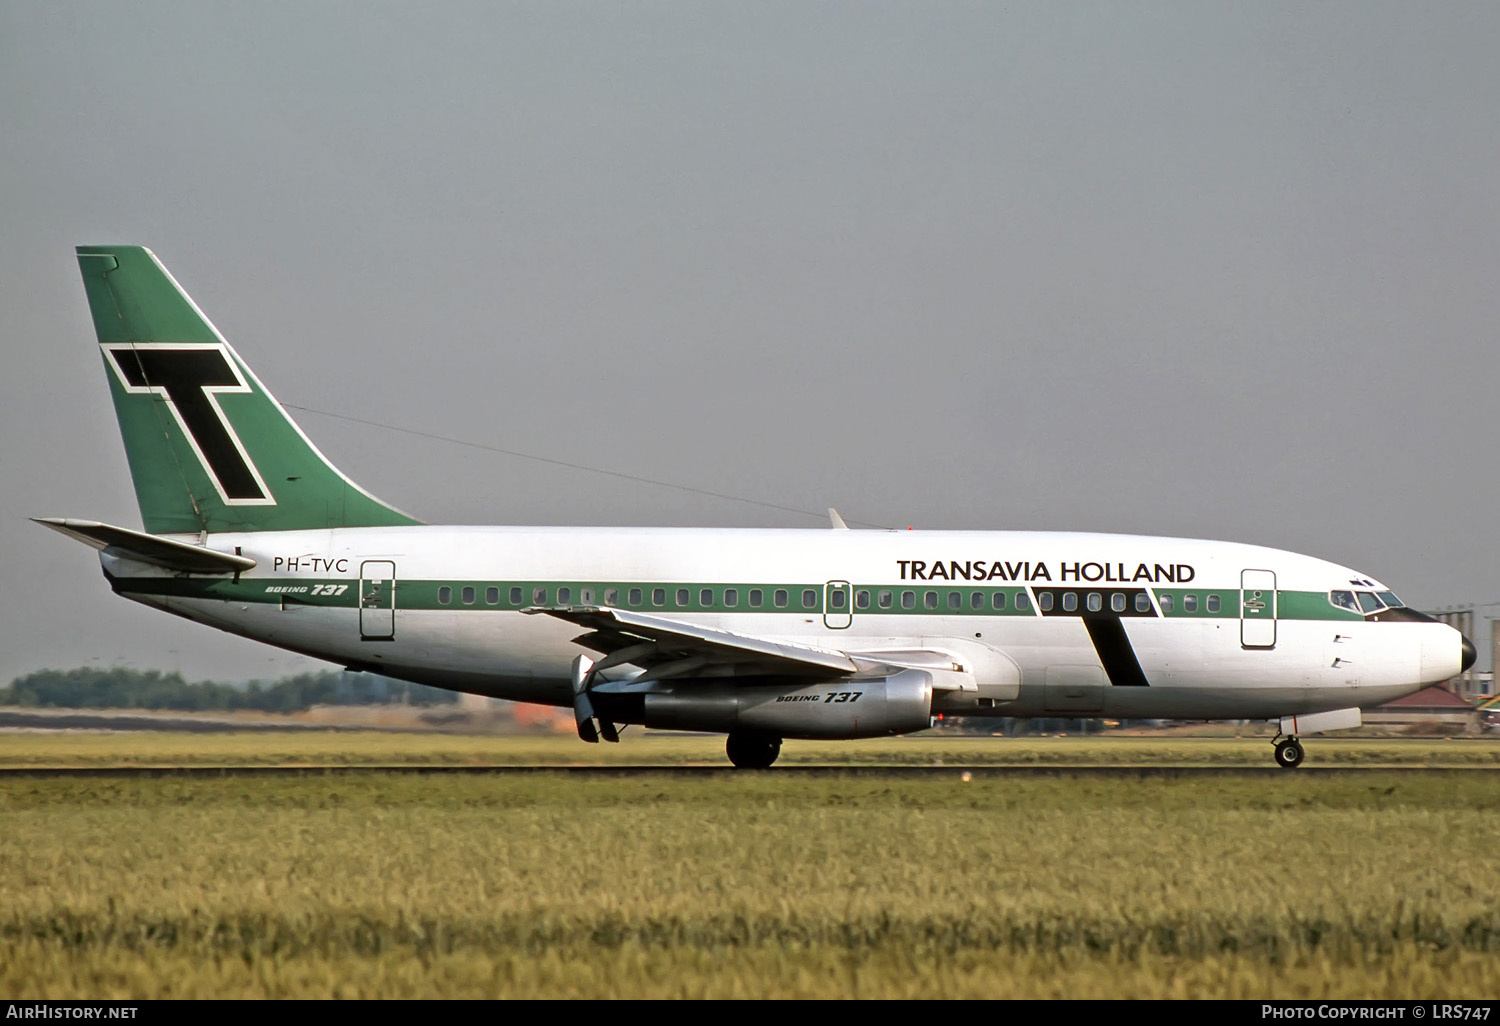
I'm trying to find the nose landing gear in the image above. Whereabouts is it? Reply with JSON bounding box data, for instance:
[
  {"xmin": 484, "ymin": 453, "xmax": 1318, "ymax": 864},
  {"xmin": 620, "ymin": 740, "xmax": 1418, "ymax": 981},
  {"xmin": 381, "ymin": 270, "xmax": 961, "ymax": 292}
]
[{"xmin": 1273, "ymin": 736, "xmax": 1305, "ymax": 769}]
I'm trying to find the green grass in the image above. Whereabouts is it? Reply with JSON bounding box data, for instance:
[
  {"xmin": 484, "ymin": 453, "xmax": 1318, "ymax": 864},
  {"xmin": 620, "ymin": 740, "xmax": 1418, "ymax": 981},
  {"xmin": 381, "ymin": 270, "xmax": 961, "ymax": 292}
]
[
  {"xmin": 1, "ymin": 730, "xmax": 1499, "ymax": 768},
  {"xmin": 1, "ymin": 771, "xmax": 1497, "ymax": 998}
]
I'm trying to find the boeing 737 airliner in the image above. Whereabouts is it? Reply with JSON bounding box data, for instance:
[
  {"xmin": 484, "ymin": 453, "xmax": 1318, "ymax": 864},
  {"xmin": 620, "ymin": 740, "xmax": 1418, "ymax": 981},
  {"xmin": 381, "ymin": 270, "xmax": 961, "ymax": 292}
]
[{"xmin": 38, "ymin": 246, "xmax": 1476, "ymax": 767}]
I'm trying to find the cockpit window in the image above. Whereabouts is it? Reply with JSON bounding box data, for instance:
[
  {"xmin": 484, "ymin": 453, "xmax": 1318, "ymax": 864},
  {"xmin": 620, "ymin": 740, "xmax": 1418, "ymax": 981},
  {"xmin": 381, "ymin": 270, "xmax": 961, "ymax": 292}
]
[
  {"xmin": 1328, "ymin": 591, "xmax": 1359, "ymax": 613},
  {"xmin": 1331, "ymin": 589, "xmax": 1402, "ymax": 615}
]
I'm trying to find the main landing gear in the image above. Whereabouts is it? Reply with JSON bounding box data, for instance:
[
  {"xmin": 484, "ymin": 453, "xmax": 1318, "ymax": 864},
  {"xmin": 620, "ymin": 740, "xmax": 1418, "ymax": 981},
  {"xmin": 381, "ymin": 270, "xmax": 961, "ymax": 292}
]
[
  {"xmin": 726, "ymin": 730, "xmax": 782, "ymax": 769},
  {"xmin": 1273, "ymin": 736, "xmax": 1305, "ymax": 769}
]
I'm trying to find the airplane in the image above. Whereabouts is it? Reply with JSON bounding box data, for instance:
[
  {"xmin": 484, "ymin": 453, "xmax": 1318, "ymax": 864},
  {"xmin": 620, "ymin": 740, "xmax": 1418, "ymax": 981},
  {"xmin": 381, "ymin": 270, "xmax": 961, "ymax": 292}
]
[{"xmin": 37, "ymin": 245, "xmax": 1476, "ymax": 769}]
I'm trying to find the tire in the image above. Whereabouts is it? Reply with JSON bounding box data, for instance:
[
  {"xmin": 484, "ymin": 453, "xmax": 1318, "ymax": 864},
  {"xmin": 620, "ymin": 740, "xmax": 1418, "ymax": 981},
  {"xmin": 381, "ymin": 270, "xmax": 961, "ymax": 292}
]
[
  {"xmin": 726, "ymin": 731, "xmax": 782, "ymax": 769},
  {"xmin": 1274, "ymin": 739, "xmax": 1305, "ymax": 769}
]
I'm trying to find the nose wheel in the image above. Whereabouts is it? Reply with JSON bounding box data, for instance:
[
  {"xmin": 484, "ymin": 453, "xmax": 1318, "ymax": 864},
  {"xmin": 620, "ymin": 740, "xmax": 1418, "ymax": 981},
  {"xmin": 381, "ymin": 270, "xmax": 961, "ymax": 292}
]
[{"xmin": 1273, "ymin": 737, "xmax": 1305, "ymax": 769}]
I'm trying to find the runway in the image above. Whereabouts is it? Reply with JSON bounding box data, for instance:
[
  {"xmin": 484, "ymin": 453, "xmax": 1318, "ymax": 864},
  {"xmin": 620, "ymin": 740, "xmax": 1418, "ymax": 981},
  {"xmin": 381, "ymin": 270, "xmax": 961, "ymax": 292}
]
[{"xmin": 0, "ymin": 764, "xmax": 1490, "ymax": 779}]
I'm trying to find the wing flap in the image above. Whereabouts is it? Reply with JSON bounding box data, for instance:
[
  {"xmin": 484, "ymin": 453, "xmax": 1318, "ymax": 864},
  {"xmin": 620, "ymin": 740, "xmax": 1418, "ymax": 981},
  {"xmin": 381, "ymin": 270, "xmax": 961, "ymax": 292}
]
[{"xmin": 524, "ymin": 606, "xmax": 870, "ymax": 680}]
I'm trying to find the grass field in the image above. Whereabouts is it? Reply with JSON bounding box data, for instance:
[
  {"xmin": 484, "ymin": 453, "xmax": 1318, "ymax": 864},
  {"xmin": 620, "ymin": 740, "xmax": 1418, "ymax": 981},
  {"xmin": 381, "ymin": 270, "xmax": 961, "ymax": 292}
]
[
  {"xmin": 2, "ymin": 729, "xmax": 1500, "ymax": 768},
  {"xmin": 1, "ymin": 761, "xmax": 1498, "ymax": 998}
]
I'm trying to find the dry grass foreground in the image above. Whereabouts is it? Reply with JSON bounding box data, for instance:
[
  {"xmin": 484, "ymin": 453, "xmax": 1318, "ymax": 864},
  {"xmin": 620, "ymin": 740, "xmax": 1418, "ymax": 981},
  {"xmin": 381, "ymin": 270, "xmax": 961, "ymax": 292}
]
[{"xmin": 0, "ymin": 771, "xmax": 1497, "ymax": 998}]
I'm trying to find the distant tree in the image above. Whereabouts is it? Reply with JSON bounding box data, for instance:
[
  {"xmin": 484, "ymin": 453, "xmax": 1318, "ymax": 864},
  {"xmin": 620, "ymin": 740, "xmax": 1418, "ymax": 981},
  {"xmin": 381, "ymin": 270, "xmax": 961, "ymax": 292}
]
[{"xmin": 0, "ymin": 667, "xmax": 456, "ymax": 711}]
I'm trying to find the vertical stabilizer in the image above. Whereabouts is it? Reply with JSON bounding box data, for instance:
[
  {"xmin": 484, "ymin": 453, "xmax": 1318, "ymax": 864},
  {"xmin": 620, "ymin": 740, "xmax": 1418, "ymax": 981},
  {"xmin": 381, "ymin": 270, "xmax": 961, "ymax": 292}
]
[{"xmin": 76, "ymin": 246, "xmax": 421, "ymax": 534}]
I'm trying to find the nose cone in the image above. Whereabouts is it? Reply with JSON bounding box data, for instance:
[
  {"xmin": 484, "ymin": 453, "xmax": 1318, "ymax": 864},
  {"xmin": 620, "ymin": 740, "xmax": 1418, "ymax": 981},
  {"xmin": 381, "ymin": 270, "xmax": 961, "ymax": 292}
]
[{"xmin": 1421, "ymin": 626, "xmax": 1475, "ymax": 684}]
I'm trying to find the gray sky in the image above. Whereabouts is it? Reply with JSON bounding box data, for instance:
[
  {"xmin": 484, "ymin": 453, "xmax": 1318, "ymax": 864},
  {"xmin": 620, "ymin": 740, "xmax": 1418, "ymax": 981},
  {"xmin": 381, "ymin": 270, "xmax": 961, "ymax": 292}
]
[{"xmin": 3, "ymin": 1, "xmax": 1497, "ymax": 684}]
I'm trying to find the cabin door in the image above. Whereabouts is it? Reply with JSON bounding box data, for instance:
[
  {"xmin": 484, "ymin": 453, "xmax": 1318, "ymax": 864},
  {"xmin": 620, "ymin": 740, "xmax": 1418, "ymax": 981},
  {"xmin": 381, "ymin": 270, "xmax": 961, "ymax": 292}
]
[
  {"xmin": 360, "ymin": 560, "xmax": 397, "ymax": 641},
  {"xmin": 1240, "ymin": 569, "xmax": 1277, "ymax": 649}
]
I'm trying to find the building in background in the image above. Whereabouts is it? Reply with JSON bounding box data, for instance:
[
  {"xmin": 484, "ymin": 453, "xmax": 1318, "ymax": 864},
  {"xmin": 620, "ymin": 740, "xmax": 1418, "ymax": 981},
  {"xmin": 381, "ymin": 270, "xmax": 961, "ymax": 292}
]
[
  {"xmin": 1428, "ymin": 607, "xmax": 1489, "ymax": 701},
  {"xmin": 1365, "ymin": 685, "xmax": 1482, "ymax": 733}
]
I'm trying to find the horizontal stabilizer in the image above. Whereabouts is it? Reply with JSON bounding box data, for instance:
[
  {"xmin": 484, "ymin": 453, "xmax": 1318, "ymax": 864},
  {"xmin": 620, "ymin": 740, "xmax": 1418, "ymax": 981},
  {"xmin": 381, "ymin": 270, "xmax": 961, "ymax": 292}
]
[{"xmin": 32, "ymin": 518, "xmax": 257, "ymax": 574}]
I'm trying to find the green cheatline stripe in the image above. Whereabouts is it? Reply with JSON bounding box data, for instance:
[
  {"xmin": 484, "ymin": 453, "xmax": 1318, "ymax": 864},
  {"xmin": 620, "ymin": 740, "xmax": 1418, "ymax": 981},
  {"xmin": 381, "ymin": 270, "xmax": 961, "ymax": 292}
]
[
  {"xmin": 113, "ymin": 576, "xmax": 1371, "ymax": 623},
  {"xmin": 1277, "ymin": 590, "xmax": 1364, "ymax": 621}
]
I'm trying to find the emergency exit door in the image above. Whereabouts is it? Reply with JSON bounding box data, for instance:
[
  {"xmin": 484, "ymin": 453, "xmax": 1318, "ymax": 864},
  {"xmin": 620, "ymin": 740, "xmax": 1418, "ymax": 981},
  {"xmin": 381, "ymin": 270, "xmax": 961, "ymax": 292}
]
[{"xmin": 824, "ymin": 580, "xmax": 852, "ymax": 629}]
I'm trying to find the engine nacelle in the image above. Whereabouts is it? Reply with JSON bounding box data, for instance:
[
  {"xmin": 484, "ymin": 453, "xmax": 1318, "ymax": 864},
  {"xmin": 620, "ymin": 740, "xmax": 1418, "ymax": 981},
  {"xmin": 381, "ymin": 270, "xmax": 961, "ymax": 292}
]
[{"xmin": 622, "ymin": 669, "xmax": 935, "ymax": 739}]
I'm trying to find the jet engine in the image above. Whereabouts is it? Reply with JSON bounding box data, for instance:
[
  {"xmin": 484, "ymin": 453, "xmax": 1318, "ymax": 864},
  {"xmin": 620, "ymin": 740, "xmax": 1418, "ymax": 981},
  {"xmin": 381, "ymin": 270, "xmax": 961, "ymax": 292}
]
[{"xmin": 595, "ymin": 668, "xmax": 935, "ymax": 740}]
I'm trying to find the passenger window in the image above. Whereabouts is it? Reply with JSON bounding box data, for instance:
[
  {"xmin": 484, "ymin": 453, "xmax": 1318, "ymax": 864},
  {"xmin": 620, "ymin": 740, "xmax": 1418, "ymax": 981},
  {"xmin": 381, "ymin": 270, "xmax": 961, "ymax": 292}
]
[
  {"xmin": 1038, "ymin": 592, "xmax": 1053, "ymax": 612},
  {"xmin": 558, "ymin": 587, "xmax": 572, "ymax": 605},
  {"xmin": 901, "ymin": 591, "xmax": 915, "ymax": 609},
  {"xmin": 948, "ymin": 591, "xmax": 961, "ymax": 610},
  {"xmin": 603, "ymin": 588, "xmax": 617, "ymax": 606},
  {"xmin": 580, "ymin": 588, "xmax": 593, "ymax": 605},
  {"xmin": 1086, "ymin": 592, "xmax": 1101, "ymax": 612},
  {"xmin": 970, "ymin": 592, "xmax": 984, "ymax": 610},
  {"xmin": 1063, "ymin": 592, "xmax": 1078, "ymax": 612},
  {"xmin": 802, "ymin": 589, "xmax": 817, "ymax": 609},
  {"xmin": 1158, "ymin": 593, "xmax": 1173, "ymax": 612},
  {"xmin": 629, "ymin": 588, "xmax": 642, "ymax": 606},
  {"xmin": 1206, "ymin": 594, "xmax": 1220, "ymax": 613},
  {"xmin": 1134, "ymin": 592, "xmax": 1151, "ymax": 613},
  {"xmin": 924, "ymin": 591, "xmax": 938, "ymax": 610},
  {"xmin": 1112, "ymin": 593, "xmax": 1126, "ymax": 613},
  {"xmin": 700, "ymin": 589, "xmax": 713, "ymax": 607},
  {"xmin": 1183, "ymin": 594, "xmax": 1198, "ymax": 612},
  {"xmin": 878, "ymin": 590, "xmax": 893, "ymax": 608},
  {"xmin": 992, "ymin": 591, "xmax": 1006, "ymax": 610},
  {"xmin": 1015, "ymin": 593, "xmax": 1030, "ymax": 611},
  {"xmin": 510, "ymin": 587, "xmax": 523, "ymax": 604},
  {"xmin": 830, "ymin": 590, "xmax": 846, "ymax": 609},
  {"xmin": 775, "ymin": 589, "xmax": 789, "ymax": 607},
  {"xmin": 439, "ymin": 586, "xmax": 453, "ymax": 605},
  {"xmin": 485, "ymin": 587, "xmax": 499, "ymax": 605},
  {"xmin": 725, "ymin": 588, "xmax": 738, "ymax": 607},
  {"xmin": 749, "ymin": 589, "xmax": 763, "ymax": 607},
  {"xmin": 462, "ymin": 586, "xmax": 476, "ymax": 604},
  {"xmin": 532, "ymin": 587, "xmax": 546, "ymax": 605},
  {"xmin": 653, "ymin": 588, "xmax": 666, "ymax": 606},
  {"xmin": 855, "ymin": 590, "xmax": 870, "ymax": 609},
  {"xmin": 677, "ymin": 589, "xmax": 690, "ymax": 606}
]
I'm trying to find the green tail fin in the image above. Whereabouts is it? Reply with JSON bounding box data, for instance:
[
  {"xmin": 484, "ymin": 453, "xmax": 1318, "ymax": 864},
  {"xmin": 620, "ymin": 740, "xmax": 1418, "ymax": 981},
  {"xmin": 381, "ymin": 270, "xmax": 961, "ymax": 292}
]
[{"xmin": 76, "ymin": 245, "xmax": 421, "ymax": 534}]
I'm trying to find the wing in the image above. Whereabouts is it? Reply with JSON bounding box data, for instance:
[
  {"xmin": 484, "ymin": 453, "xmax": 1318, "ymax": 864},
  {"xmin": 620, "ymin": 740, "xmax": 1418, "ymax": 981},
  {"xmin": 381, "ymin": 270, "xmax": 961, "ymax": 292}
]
[
  {"xmin": 527, "ymin": 605, "xmax": 985, "ymax": 744},
  {"xmin": 523, "ymin": 606, "xmax": 894, "ymax": 685},
  {"xmin": 525, "ymin": 605, "xmax": 981, "ymax": 692}
]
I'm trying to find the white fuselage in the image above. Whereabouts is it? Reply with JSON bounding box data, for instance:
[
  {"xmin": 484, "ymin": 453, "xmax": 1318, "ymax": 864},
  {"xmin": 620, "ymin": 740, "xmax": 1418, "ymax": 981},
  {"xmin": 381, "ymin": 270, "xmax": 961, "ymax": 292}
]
[{"xmin": 103, "ymin": 526, "xmax": 1466, "ymax": 723}]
